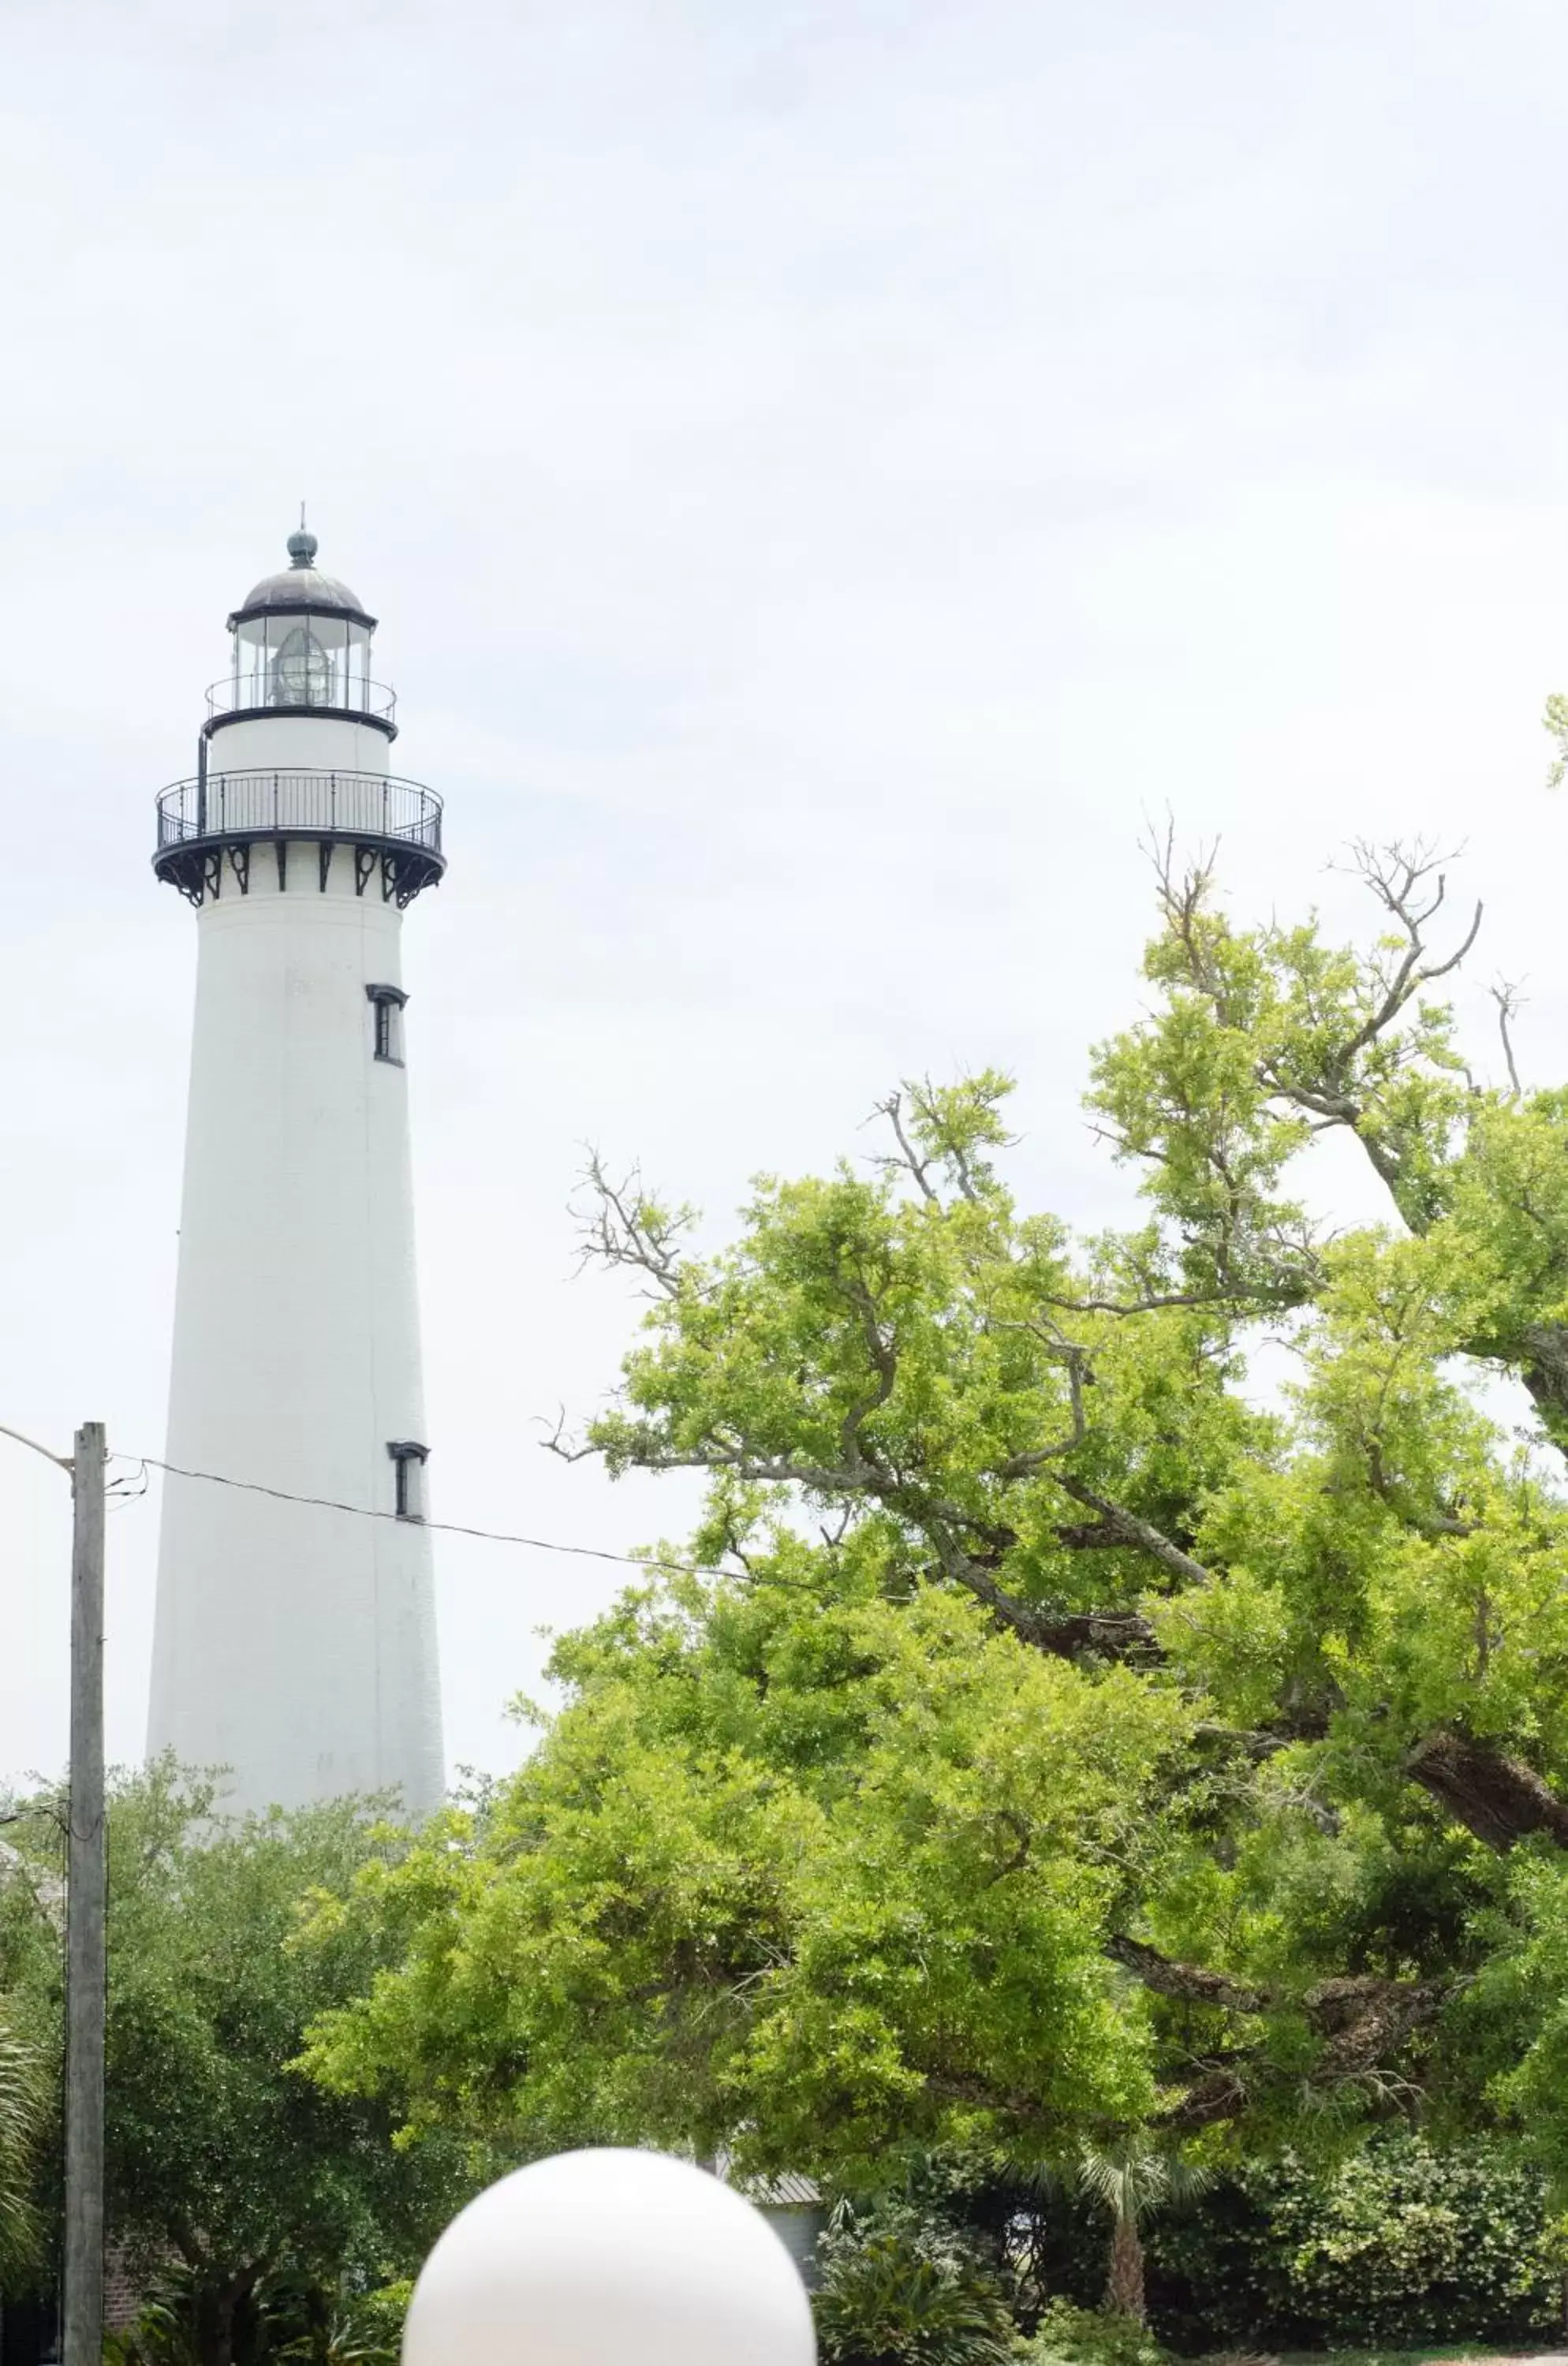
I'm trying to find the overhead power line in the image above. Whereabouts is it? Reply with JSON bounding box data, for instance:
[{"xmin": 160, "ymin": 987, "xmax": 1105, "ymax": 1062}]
[
  {"xmin": 119, "ymin": 1454, "xmax": 730, "ymax": 1578},
  {"xmin": 7, "ymin": 1422, "xmax": 809, "ymax": 1589}
]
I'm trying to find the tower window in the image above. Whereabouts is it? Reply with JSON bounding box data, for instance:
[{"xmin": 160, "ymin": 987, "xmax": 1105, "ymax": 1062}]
[
  {"xmin": 387, "ymin": 1440, "xmax": 429, "ymax": 1521},
  {"xmin": 366, "ymin": 983, "xmax": 409, "ymax": 1065}
]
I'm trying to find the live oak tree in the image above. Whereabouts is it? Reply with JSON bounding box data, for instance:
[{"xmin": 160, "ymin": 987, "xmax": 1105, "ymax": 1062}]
[
  {"xmin": 306, "ymin": 1585, "xmax": 1188, "ymax": 2174},
  {"xmin": 305, "ymin": 838, "xmax": 1568, "ymax": 2189},
  {"xmin": 0, "ymin": 1769, "xmax": 472, "ymax": 2366}
]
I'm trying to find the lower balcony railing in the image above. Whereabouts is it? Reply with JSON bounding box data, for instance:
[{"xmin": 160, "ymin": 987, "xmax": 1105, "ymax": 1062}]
[
  {"xmin": 156, "ymin": 768, "xmax": 442, "ymax": 850},
  {"xmin": 152, "ymin": 769, "xmax": 446, "ymax": 908}
]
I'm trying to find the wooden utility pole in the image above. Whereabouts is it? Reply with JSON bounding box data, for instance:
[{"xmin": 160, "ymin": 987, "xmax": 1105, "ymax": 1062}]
[{"xmin": 63, "ymin": 1421, "xmax": 106, "ymax": 2366}]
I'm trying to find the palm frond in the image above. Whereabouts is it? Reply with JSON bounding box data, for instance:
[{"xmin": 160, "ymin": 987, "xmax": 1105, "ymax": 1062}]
[
  {"xmin": 0, "ymin": 2000, "xmax": 47, "ymax": 2283},
  {"xmin": 1075, "ymin": 2139, "xmax": 1213, "ymax": 2229}
]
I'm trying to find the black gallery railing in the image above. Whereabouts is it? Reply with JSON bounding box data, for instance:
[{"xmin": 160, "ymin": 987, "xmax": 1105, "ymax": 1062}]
[{"xmin": 156, "ymin": 770, "xmax": 443, "ymax": 854}]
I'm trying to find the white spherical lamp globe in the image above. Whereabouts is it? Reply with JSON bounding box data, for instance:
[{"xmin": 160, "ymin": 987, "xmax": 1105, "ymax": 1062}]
[{"xmin": 402, "ymin": 2148, "xmax": 817, "ymax": 2366}]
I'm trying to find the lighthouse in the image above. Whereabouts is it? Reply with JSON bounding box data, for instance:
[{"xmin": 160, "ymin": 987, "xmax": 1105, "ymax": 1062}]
[{"xmin": 147, "ymin": 529, "xmax": 445, "ymax": 1820}]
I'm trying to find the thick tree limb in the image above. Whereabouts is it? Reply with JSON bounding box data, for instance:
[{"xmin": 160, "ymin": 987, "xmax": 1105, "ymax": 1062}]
[
  {"xmin": 922, "ymin": 2070, "xmax": 1050, "ymax": 2125},
  {"xmin": 1106, "ymin": 1935, "xmax": 1270, "ymax": 2016},
  {"xmin": 1158, "ymin": 2061, "xmax": 1258, "ymax": 2133},
  {"xmin": 1514, "ymin": 1321, "xmax": 1568, "ymax": 1441},
  {"xmin": 1113, "ymin": 1935, "xmax": 1457, "ymax": 2130},
  {"xmin": 1192, "ymin": 1713, "xmax": 1332, "ymax": 1756},
  {"xmin": 1051, "ymin": 1475, "xmax": 1214, "ymax": 1589},
  {"xmin": 838, "ymin": 1277, "xmax": 899, "ymax": 1468},
  {"xmin": 1040, "ymin": 1282, "xmax": 1314, "ymax": 1319},
  {"xmin": 925, "ymin": 1526, "xmax": 1159, "ymax": 1663},
  {"xmin": 1306, "ymin": 1973, "xmax": 1454, "ymax": 2078},
  {"xmin": 1022, "ymin": 1606, "xmax": 1160, "ymax": 1661},
  {"xmin": 1405, "ymin": 1727, "xmax": 1568, "ymax": 1850},
  {"xmin": 592, "ymin": 1426, "xmax": 1172, "ymax": 1663}
]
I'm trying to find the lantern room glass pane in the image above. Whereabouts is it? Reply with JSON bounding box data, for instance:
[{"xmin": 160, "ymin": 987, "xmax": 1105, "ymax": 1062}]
[{"xmin": 230, "ymin": 612, "xmax": 373, "ymax": 714}]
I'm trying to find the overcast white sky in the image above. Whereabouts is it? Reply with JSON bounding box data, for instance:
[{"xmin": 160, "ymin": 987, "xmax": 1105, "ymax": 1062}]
[{"xmin": 3, "ymin": 0, "xmax": 1568, "ymax": 1789}]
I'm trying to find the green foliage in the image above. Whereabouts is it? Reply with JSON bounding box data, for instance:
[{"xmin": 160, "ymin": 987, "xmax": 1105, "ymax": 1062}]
[
  {"xmin": 1544, "ymin": 690, "xmax": 1568, "ymax": 790},
  {"xmin": 304, "ymin": 1584, "xmax": 1184, "ymax": 2177},
  {"xmin": 106, "ymin": 2261, "xmax": 413, "ymax": 2366},
  {"xmin": 0, "ymin": 1766, "xmax": 482, "ymax": 2364},
  {"xmin": 301, "ymin": 2277, "xmax": 414, "ymax": 2366},
  {"xmin": 0, "ymin": 1991, "xmax": 46, "ymax": 2289},
  {"xmin": 1141, "ymin": 2137, "xmax": 1559, "ymax": 2352},
  {"xmin": 1462, "ymin": 1846, "xmax": 1568, "ymax": 2199},
  {"xmin": 812, "ymin": 2196, "xmax": 1015, "ymax": 2366},
  {"xmin": 1016, "ymin": 2300, "xmax": 1167, "ymax": 2366},
  {"xmin": 297, "ymin": 838, "xmax": 1568, "ymax": 2196}
]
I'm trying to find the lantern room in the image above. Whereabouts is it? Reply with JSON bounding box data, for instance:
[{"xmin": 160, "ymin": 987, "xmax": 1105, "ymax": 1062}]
[{"xmin": 209, "ymin": 527, "xmax": 395, "ymax": 731}]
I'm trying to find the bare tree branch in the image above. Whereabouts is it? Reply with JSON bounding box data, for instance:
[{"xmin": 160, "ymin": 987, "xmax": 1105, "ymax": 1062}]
[
  {"xmin": 868, "ymin": 1091, "xmax": 939, "ymax": 1204},
  {"xmin": 573, "ymin": 1151, "xmax": 693, "ymax": 1299},
  {"xmin": 1144, "ymin": 816, "xmax": 1223, "ymax": 1002},
  {"xmin": 1144, "ymin": 834, "xmax": 1481, "ymax": 1237},
  {"xmin": 1490, "ymin": 979, "xmax": 1526, "ymax": 1097},
  {"xmin": 905, "ymin": 1075, "xmax": 1005, "ymax": 1205},
  {"xmin": 1332, "ymin": 839, "xmax": 1482, "ymax": 1062},
  {"xmin": 539, "ymin": 1405, "xmax": 595, "ymax": 1465}
]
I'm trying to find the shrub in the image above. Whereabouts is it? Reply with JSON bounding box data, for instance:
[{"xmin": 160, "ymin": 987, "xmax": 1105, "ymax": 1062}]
[
  {"xmin": 105, "ymin": 2264, "xmax": 415, "ymax": 2366},
  {"xmin": 312, "ymin": 2278, "xmax": 413, "ymax": 2366},
  {"xmin": 1143, "ymin": 2134, "xmax": 1560, "ymax": 2352},
  {"xmin": 821, "ymin": 2137, "xmax": 1559, "ymax": 2357},
  {"xmin": 1016, "ymin": 2297, "xmax": 1168, "ymax": 2366},
  {"xmin": 813, "ymin": 2196, "xmax": 1016, "ymax": 2366}
]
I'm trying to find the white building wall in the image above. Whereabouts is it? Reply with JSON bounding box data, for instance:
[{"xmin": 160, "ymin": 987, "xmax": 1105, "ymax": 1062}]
[
  {"xmin": 147, "ymin": 779, "xmax": 444, "ymax": 1819},
  {"xmin": 205, "ymin": 714, "xmax": 393, "ymax": 775}
]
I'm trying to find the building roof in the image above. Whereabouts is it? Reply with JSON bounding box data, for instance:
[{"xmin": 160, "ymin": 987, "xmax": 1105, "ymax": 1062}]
[
  {"xmin": 711, "ymin": 2153, "xmax": 823, "ymax": 2208},
  {"xmin": 229, "ymin": 528, "xmax": 376, "ymax": 632},
  {"xmin": 742, "ymin": 2172, "xmax": 823, "ymax": 2208}
]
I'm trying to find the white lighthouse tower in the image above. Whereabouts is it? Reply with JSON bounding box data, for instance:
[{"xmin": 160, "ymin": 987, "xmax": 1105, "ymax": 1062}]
[{"xmin": 147, "ymin": 528, "xmax": 445, "ymax": 1820}]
